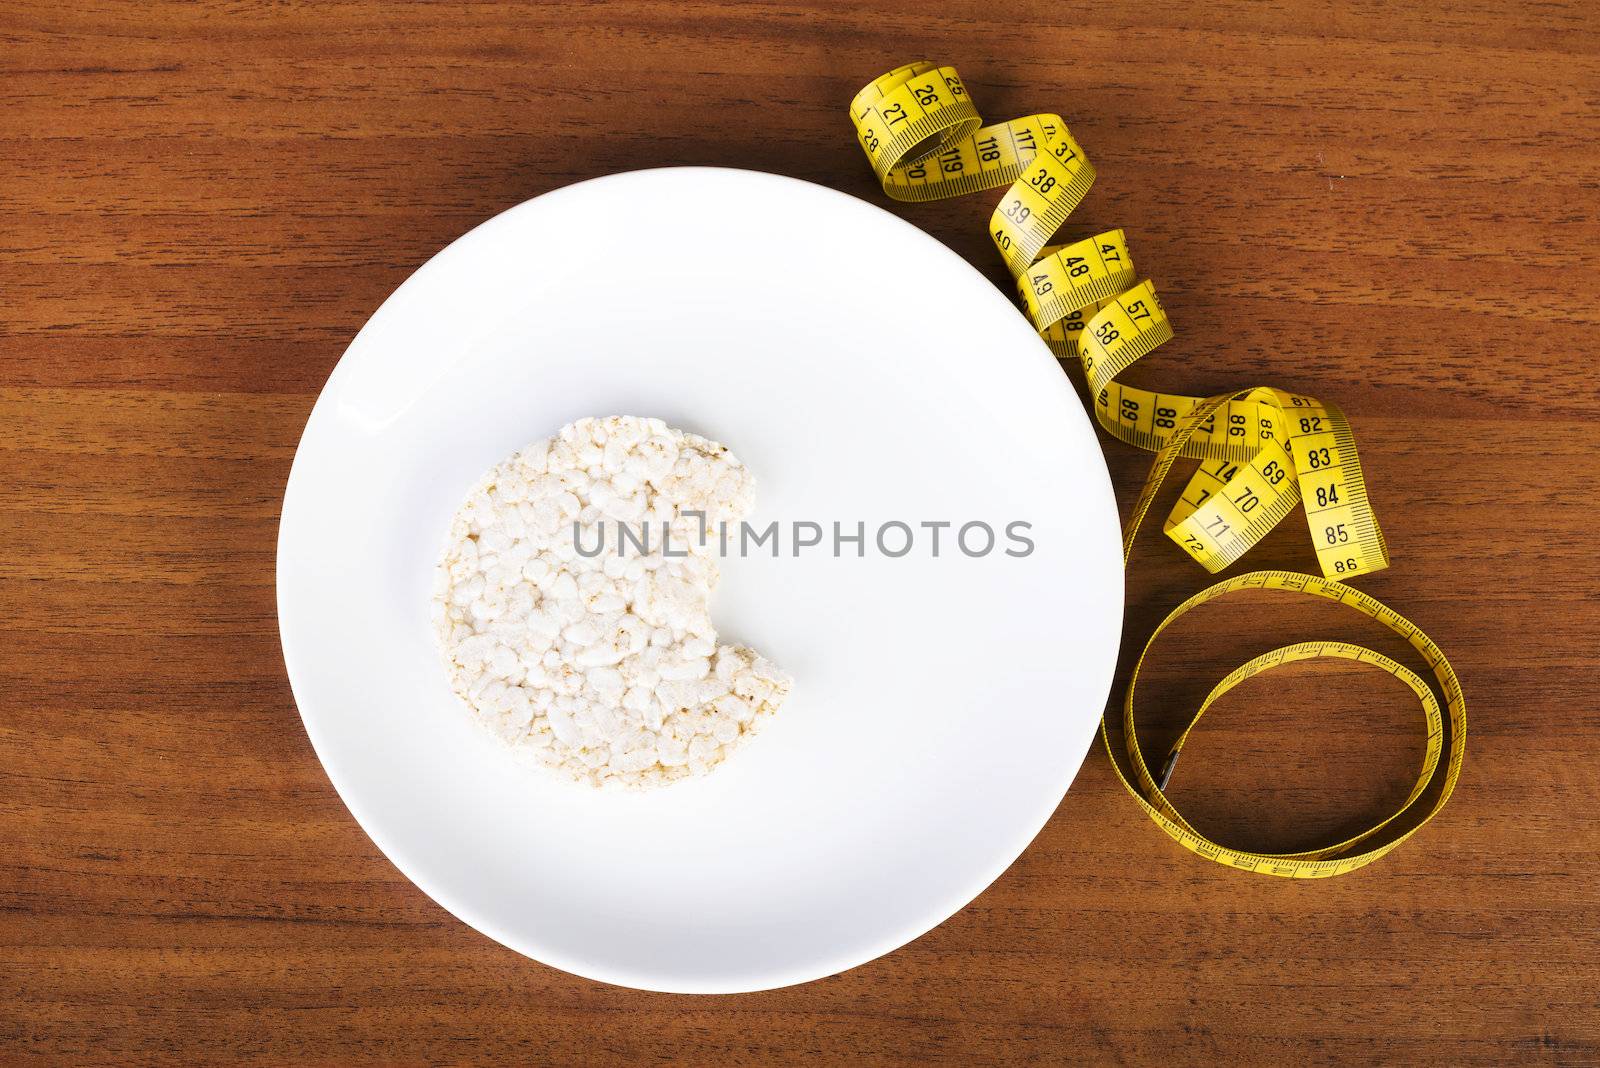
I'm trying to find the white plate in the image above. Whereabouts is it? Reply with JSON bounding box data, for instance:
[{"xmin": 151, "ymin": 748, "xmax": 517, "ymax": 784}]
[{"xmin": 277, "ymin": 167, "xmax": 1123, "ymax": 993}]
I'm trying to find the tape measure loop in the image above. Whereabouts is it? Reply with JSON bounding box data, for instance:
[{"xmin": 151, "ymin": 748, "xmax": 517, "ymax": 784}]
[{"xmin": 1116, "ymin": 579, "xmax": 1465, "ymax": 876}]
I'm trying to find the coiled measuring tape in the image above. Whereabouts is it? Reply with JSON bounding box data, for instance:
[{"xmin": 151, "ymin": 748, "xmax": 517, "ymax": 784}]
[{"xmin": 851, "ymin": 62, "xmax": 1465, "ymax": 877}]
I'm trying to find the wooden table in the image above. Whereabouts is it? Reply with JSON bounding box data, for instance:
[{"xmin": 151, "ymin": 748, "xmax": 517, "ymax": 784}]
[{"xmin": 5, "ymin": 2, "xmax": 1597, "ymax": 1063}]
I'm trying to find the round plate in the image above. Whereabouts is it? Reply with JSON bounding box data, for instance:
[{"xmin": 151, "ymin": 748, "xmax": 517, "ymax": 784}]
[{"xmin": 277, "ymin": 167, "xmax": 1123, "ymax": 993}]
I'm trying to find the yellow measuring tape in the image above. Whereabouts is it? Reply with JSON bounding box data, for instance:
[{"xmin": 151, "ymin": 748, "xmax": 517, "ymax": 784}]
[{"xmin": 851, "ymin": 62, "xmax": 1465, "ymax": 877}]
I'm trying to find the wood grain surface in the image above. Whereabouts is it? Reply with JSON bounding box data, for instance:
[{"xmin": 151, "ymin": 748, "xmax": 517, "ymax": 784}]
[{"xmin": 4, "ymin": 1, "xmax": 1598, "ymax": 1063}]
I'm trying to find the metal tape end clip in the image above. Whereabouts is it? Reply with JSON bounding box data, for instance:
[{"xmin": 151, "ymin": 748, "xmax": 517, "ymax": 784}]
[{"xmin": 1156, "ymin": 749, "xmax": 1181, "ymax": 792}]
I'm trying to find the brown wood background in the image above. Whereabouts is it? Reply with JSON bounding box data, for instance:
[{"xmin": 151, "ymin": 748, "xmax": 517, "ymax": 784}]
[{"xmin": 4, "ymin": 1, "xmax": 1598, "ymax": 1063}]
